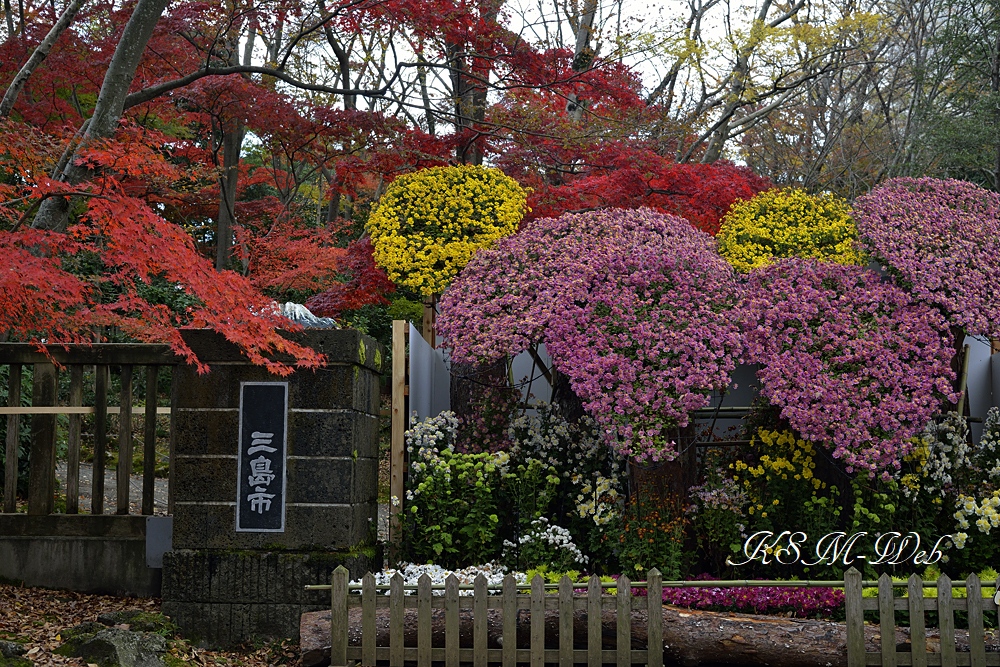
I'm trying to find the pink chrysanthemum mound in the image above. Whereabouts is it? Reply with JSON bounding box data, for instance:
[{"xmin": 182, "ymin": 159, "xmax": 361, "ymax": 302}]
[
  {"xmin": 740, "ymin": 258, "xmax": 957, "ymax": 476},
  {"xmin": 853, "ymin": 177, "xmax": 1000, "ymax": 337},
  {"xmin": 439, "ymin": 208, "xmax": 742, "ymax": 462}
]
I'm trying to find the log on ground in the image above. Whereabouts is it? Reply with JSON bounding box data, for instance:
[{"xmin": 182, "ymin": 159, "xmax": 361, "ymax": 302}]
[{"xmin": 300, "ymin": 604, "xmax": 993, "ymax": 667}]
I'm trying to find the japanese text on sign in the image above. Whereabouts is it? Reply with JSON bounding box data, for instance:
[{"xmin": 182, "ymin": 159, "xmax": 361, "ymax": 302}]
[{"xmin": 236, "ymin": 383, "xmax": 288, "ymax": 532}]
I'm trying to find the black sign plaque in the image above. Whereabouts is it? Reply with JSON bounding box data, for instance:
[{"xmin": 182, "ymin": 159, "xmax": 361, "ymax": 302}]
[{"xmin": 236, "ymin": 382, "xmax": 288, "ymax": 532}]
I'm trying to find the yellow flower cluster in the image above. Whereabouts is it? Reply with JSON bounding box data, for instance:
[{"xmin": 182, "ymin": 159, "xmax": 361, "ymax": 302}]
[
  {"xmin": 732, "ymin": 430, "xmax": 825, "ymax": 516},
  {"xmin": 899, "ymin": 441, "xmax": 929, "ymax": 497},
  {"xmin": 717, "ymin": 188, "xmax": 864, "ymax": 273},
  {"xmin": 366, "ymin": 165, "xmax": 528, "ymax": 296}
]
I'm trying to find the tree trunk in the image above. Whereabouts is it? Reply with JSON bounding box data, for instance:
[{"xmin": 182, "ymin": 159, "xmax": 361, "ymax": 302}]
[
  {"xmin": 629, "ymin": 425, "xmax": 697, "ymax": 504},
  {"xmin": 992, "ymin": 27, "xmax": 1000, "ymax": 190},
  {"xmin": 215, "ymin": 121, "xmax": 244, "ymax": 270},
  {"xmin": 449, "ymin": 357, "xmax": 508, "ymax": 428},
  {"xmin": 549, "ymin": 368, "xmax": 585, "ymax": 423},
  {"xmin": 31, "ymin": 0, "xmax": 169, "ymax": 232},
  {"xmin": 0, "ymin": 0, "xmax": 86, "ymax": 117},
  {"xmin": 566, "ymin": 0, "xmax": 597, "ymax": 120},
  {"xmin": 300, "ymin": 604, "xmax": 944, "ymax": 667},
  {"xmin": 4, "ymin": 0, "xmax": 14, "ymax": 41}
]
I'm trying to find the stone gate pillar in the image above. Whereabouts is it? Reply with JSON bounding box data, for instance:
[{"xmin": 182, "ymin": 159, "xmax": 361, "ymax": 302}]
[{"xmin": 161, "ymin": 329, "xmax": 383, "ymax": 647}]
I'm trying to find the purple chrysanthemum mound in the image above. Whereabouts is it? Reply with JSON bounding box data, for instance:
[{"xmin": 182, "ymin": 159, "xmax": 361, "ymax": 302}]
[
  {"xmin": 740, "ymin": 258, "xmax": 956, "ymax": 475},
  {"xmin": 438, "ymin": 208, "xmax": 706, "ymax": 365},
  {"xmin": 854, "ymin": 177, "xmax": 1000, "ymax": 337},
  {"xmin": 439, "ymin": 208, "xmax": 742, "ymax": 462}
]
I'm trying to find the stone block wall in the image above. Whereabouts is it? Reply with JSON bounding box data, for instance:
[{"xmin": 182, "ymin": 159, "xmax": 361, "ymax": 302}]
[
  {"xmin": 162, "ymin": 550, "xmax": 375, "ymax": 646},
  {"xmin": 161, "ymin": 329, "xmax": 383, "ymax": 647}
]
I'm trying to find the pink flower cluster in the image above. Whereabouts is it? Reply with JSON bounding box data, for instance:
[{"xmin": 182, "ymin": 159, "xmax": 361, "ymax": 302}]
[
  {"xmin": 853, "ymin": 177, "xmax": 1000, "ymax": 337},
  {"xmin": 439, "ymin": 208, "xmax": 706, "ymax": 364},
  {"xmin": 740, "ymin": 259, "xmax": 957, "ymax": 475},
  {"xmin": 633, "ymin": 576, "xmax": 845, "ymax": 617},
  {"xmin": 546, "ymin": 230, "xmax": 741, "ymax": 462},
  {"xmin": 438, "ymin": 208, "xmax": 742, "ymax": 461}
]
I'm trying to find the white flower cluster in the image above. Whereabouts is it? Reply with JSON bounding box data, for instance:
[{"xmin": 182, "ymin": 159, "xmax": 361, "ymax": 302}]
[
  {"xmin": 504, "ymin": 517, "xmax": 588, "ymax": 566},
  {"xmin": 508, "ymin": 404, "xmax": 615, "ymax": 479},
  {"xmin": 915, "ymin": 412, "xmax": 972, "ymax": 497},
  {"xmin": 350, "ymin": 562, "xmax": 526, "ymax": 596},
  {"xmin": 574, "ymin": 474, "xmax": 621, "ymax": 526},
  {"xmin": 975, "ymin": 407, "xmax": 1000, "ymax": 481},
  {"xmin": 508, "ymin": 403, "xmax": 624, "ymax": 524},
  {"xmin": 406, "ymin": 411, "xmax": 459, "ymax": 488},
  {"xmin": 954, "ymin": 491, "xmax": 1000, "ymax": 537}
]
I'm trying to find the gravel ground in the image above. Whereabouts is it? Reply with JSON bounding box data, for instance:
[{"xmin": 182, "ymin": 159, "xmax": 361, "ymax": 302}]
[
  {"xmin": 54, "ymin": 461, "xmax": 169, "ymax": 515},
  {"xmin": 378, "ymin": 503, "xmax": 388, "ymax": 542}
]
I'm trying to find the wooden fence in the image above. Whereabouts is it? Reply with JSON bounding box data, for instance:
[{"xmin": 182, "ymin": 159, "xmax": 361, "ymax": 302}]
[
  {"xmin": 1, "ymin": 343, "xmax": 179, "ymax": 516},
  {"xmin": 315, "ymin": 567, "xmax": 665, "ymax": 667},
  {"xmin": 314, "ymin": 566, "xmax": 1000, "ymax": 667},
  {"xmin": 846, "ymin": 568, "xmax": 1000, "ymax": 667}
]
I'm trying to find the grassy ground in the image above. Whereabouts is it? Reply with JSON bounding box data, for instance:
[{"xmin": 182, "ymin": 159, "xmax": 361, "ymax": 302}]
[{"xmin": 0, "ymin": 582, "xmax": 299, "ymax": 666}]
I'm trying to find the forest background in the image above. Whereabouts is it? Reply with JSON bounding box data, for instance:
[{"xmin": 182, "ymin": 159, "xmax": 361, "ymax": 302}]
[{"xmin": 0, "ymin": 0, "xmax": 998, "ymax": 361}]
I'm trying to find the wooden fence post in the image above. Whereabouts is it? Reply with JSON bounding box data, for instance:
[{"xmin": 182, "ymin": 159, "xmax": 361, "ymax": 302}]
[
  {"xmin": 92, "ymin": 364, "xmax": 109, "ymax": 515},
  {"xmin": 389, "ymin": 320, "xmax": 406, "ymax": 551},
  {"xmin": 362, "ymin": 572, "xmax": 376, "ymax": 667},
  {"xmin": 390, "ymin": 573, "xmax": 404, "ymax": 667},
  {"xmin": 877, "ymin": 573, "xmax": 896, "ymax": 667},
  {"xmin": 3, "ymin": 363, "xmax": 22, "ymax": 513},
  {"xmin": 66, "ymin": 366, "xmax": 83, "ymax": 514},
  {"xmin": 445, "ymin": 574, "xmax": 460, "ymax": 667},
  {"xmin": 617, "ymin": 574, "xmax": 631, "ymax": 667},
  {"xmin": 530, "ymin": 575, "xmax": 544, "ymax": 667},
  {"xmin": 587, "ymin": 575, "xmax": 601, "ymax": 667},
  {"xmin": 473, "ymin": 574, "xmax": 487, "ymax": 667},
  {"xmin": 27, "ymin": 362, "xmax": 57, "ymax": 515},
  {"xmin": 938, "ymin": 575, "xmax": 956, "ymax": 667},
  {"xmin": 116, "ymin": 364, "xmax": 133, "ymax": 514},
  {"xmin": 967, "ymin": 574, "xmax": 986, "ymax": 667},
  {"xmin": 845, "ymin": 568, "xmax": 864, "ymax": 667},
  {"xmin": 141, "ymin": 365, "xmax": 158, "ymax": 516},
  {"xmin": 331, "ymin": 565, "xmax": 348, "ymax": 667},
  {"xmin": 907, "ymin": 573, "xmax": 927, "ymax": 667},
  {"xmin": 418, "ymin": 573, "xmax": 432, "ymax": 667},
  {"xmin": 502, "ymin": 574, "xmax": 516, "ymax": 667},
  {"xmin": 558, "ymin": 576, "xmax": 573, "ymax": 667},
  {"xmin": 647, "ymin": 569, "xmax": 663, "ymax": 667}
]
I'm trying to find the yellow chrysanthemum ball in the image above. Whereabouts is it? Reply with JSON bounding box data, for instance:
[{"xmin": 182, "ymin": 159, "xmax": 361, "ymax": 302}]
[
  {"xmin": 366, "ymin": 165, "xmax": 527, "ymax": 296},
  {"xmin": 717, "ymin": 188, "xmax": 863, "ymax": 273}
]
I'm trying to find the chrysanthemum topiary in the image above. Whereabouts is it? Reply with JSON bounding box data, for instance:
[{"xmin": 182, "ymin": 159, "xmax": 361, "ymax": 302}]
[
  {"xmin": 439, "ymin": 208, "xmax": 742, "ymax": 462},
  {"xmin": 739, "ymin": 258, "xmax": 957, "ymax": 476},
  {"xmin": 717, "ymin": 188, "xmax": 862, "ymax": 272},
  {"xmin": 853, "ymin": 177, "xmax": 1000, "ymax": 338},
  {"xmin": 366, "ymin": 164, "xmax": 527, "ymax": 296}
]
